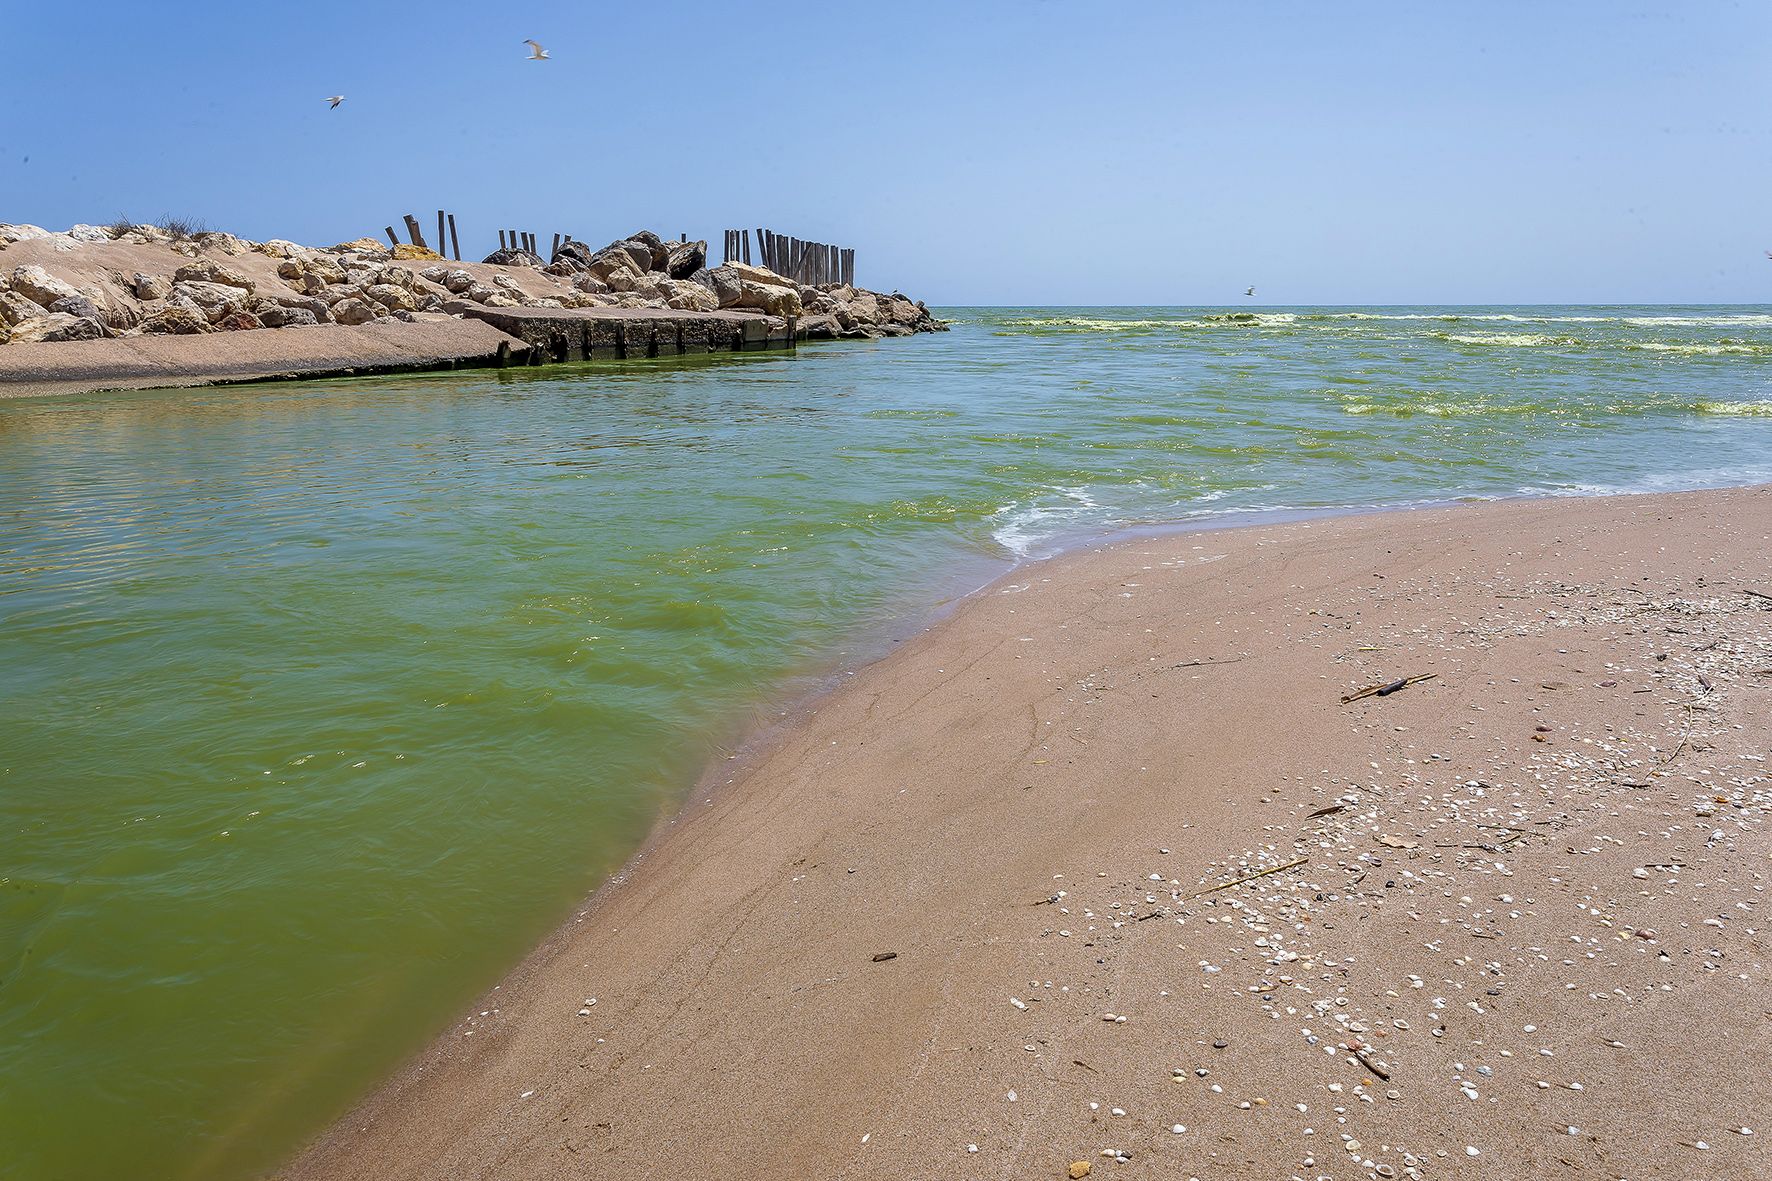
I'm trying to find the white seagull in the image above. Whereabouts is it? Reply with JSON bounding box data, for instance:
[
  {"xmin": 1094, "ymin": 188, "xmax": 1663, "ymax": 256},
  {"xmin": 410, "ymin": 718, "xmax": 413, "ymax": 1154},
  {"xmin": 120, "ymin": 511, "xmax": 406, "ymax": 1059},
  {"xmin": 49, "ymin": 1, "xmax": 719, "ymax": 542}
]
[
  {"xmin": 1244, "ymin": 286, "xmax": 1255, "ymax": 297},
  {"xmin": 523, "ymin": 39, "xmax": 550, "ymax": 60},
  {"xmin": 327, "ymin": 95, "xmax": 345, "ymax": 109}
]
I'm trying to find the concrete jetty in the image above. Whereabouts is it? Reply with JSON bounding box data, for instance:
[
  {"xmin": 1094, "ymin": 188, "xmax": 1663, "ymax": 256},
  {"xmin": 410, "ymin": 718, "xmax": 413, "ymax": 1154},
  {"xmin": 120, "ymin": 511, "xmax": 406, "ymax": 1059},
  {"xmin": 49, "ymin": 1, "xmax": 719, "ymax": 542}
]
[
  {"xmin": 0, "ymin": 309, "xmax": 796, "ymax": 399},
  {"xmin": 462, "ymin": 306, "xmax": 793, "ymax": 363}
]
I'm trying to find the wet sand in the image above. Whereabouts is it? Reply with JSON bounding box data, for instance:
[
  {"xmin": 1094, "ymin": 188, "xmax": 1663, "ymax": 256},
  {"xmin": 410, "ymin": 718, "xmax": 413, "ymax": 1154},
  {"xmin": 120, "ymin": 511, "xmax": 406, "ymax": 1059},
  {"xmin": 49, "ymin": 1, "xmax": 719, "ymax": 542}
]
[{"xmin": 285, "ymin": 486, "xmax": 1771, "ymax": 1181}]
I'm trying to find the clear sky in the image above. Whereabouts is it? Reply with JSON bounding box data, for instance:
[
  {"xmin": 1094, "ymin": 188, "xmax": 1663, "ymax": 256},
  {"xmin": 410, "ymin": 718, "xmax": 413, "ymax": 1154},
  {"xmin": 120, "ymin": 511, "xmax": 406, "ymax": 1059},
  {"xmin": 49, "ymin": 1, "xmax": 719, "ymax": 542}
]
[{"xmin": 3, "ymin": 1, "xmax": 1767, "ymax": 305}]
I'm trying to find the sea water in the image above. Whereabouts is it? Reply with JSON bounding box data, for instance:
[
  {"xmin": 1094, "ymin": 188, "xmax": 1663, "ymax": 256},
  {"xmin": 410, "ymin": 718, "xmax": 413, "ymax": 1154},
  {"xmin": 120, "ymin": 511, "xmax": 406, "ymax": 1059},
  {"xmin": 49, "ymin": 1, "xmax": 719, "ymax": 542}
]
[{"xmin": 3, "ymin": 305, "xmax": 1770, "ymax": 1179}]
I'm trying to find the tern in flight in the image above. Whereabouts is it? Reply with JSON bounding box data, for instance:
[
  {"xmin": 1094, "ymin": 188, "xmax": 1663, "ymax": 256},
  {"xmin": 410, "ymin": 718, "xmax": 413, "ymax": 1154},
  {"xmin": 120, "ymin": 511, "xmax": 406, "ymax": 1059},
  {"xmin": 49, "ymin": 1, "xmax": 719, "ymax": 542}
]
[
  {"xmin": 524, "ymin": 39, "xmax": 550, "ymax": 60},
  {"xmin": 327, "ymin": 95, "xmax": 345, "ymax": 109},
  {"xmin": 1244, "ymin": 286, "xmax": 1256, "ymax": 297}
]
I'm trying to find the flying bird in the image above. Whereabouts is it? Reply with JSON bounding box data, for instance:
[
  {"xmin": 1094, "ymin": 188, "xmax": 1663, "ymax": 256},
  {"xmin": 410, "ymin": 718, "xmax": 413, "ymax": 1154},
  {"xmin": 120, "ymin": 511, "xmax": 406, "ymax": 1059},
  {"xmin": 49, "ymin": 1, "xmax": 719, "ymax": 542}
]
[
  {"xmin": 1244, "ymin": 286, "xmax": 1255, "ymax": 297},
  {"xmin": 524, "ymin": 39, "xmax": 550, "ymax": 60},
  {"xmin": 327, "ymin": 95, "xmax": 345, "ymax": 109}
]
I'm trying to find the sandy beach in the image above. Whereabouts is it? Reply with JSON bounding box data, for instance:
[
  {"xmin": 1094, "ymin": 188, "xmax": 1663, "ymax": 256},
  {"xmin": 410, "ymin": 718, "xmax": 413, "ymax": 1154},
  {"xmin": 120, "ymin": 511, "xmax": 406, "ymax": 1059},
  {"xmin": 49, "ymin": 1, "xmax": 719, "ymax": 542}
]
[{"xmin": 282, "ymin": 486, "xmax": 1772, "ymax": 1181}]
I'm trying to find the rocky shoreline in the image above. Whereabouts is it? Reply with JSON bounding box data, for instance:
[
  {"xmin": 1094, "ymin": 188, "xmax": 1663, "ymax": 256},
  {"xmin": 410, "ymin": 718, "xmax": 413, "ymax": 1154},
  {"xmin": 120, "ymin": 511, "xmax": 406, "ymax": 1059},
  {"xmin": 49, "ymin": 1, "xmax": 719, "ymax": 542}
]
[{"xmin": 0, "ymin": 223, "xmax": 945, "ymax": 351}]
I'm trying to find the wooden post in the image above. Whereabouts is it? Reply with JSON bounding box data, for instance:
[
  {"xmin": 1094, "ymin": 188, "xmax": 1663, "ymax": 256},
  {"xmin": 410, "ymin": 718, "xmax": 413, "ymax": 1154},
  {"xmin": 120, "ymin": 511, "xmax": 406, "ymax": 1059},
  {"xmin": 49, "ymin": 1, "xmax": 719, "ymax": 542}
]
[
  {"xmin": 499, "ymin": 230, "xmax": 507, "ymax": 250},
  {"xmin": 385, "ymin": 226, "xmax": 400, "ymax": 247},
  {"xmin": 841, "ymin": 247, "xmax": 854, "ymax": 286},
  {"xmin": 743, "ymin": 230, "xmax": 752, "ymax": 265},
  {"xmin": 552, "ymin": 232, "xmax": 561, "ymax": 257},
  {"xmin": 403, "ymin": 214, "xmax": 426, "ymax": 249},
  {"xmin": 447, "ymin": 213, "xmax": 460, "ymax": 261},
  {"xmin": 436, "ymin": 210, "xmax": 445, "ymax": 257}
]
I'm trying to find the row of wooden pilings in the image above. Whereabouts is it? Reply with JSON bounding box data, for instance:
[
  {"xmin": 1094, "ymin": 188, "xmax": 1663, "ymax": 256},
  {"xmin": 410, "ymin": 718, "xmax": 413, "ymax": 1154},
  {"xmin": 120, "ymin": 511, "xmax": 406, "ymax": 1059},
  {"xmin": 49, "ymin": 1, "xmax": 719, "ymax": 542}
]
[{"xmin": 723, "ymin": 229, "xmax": 854, "ymax": 287}]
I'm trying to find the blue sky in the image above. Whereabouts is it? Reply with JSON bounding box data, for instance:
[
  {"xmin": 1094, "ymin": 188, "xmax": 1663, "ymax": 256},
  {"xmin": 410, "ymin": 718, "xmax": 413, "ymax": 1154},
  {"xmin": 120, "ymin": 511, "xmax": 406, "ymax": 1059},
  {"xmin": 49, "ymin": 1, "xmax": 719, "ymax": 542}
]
[{"xmin": 4, "ymin": 1, "xmax": 1767, "ymax": 304}]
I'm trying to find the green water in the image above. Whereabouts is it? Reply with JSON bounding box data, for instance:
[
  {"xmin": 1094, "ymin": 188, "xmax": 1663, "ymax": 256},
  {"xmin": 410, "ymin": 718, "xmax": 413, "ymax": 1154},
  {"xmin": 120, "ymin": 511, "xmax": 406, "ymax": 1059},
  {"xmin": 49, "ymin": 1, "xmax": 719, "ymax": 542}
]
[{"xmin": 4, "ymin": 306, "xmax": 1772, "ymax": 1180}]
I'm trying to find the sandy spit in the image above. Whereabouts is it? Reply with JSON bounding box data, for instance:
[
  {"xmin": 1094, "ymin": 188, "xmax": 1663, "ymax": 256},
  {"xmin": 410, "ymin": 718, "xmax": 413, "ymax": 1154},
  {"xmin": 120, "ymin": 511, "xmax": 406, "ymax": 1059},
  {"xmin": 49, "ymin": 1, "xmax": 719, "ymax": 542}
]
[{"xmin": 285, "ymin": 486, "xmax": 1772, "ymax": 1181}]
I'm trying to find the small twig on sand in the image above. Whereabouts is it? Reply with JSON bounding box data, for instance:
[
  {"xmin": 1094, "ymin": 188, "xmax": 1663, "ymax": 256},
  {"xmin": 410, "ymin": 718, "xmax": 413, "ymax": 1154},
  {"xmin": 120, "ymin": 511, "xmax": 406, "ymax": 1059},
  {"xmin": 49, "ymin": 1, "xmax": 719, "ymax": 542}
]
[
  {"xmin": 1741, "ymin": 589, "xmax": 1772, "ymax": 604},
  {"xmin": 1171, "ymin": 656, "xmax": 1246, "ymax": 670},
  {"xmin": 1186, "ymin": 857, "xmax": 1310, "ymax": 899},
  {"xmin": 1353, "ymin": 1050, "xmax": 1392, "ymax": 1080},
  {"xmin": 1342, "ymin": 673, "xmax": 1437, "ymax": 704}
]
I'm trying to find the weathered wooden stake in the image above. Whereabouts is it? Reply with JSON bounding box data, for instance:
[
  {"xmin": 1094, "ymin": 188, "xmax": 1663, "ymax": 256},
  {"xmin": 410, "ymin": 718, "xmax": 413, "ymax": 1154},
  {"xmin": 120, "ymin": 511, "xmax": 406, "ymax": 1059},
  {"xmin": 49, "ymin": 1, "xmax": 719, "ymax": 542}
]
[
  {"xmin": 436, "ymin": 211, "xmax": 445, "ymax": 257},
  {"xmin": 403, "ymin": 214, "xmax": 426, "ymax": 249},
  {"xmin": 552, "ymin": 232, "xmax": 561, "ymax": 256},
  {"xmin": 447, "ymin": 213, "xmax": 460, "ymax": 261},
  {"xmin": 385, "ymin": 226, "xmax": 400, "ymax": 247}
]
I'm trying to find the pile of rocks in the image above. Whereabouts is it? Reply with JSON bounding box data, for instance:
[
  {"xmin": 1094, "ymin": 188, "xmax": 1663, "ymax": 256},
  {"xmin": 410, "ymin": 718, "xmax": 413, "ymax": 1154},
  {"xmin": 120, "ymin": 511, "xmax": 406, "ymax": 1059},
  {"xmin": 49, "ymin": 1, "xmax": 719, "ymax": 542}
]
[
  {"xmin": 0, "ymin": 223, "xmax": 944, "ymax": 347},
  {"xmin": 541, "ymin": 230, "xmax": 945, "ymax": 339}
]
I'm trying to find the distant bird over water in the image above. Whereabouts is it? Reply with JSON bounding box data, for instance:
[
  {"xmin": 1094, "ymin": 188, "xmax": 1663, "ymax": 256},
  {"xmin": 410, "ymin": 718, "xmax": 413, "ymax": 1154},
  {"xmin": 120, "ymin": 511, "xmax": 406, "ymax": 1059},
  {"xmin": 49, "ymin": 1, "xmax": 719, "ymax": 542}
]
[
  {"xmin": 1245, "ymin": 286, "xmax": 1256, "ymax": 298},
  {"xmin": 524, "ymin": 39, "xmax": 550, "ymax": 60},
  {"xmin": 327, "ymin": 95, "xmax": 344, "ymax": 109}
]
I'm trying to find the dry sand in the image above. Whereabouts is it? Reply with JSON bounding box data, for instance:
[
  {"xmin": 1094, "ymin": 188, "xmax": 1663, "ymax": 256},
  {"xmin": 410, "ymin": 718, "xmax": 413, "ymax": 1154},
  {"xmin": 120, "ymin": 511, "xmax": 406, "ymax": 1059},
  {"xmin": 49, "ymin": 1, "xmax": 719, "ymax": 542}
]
[{"xmin": 285, "ymin": 487, "xmax": 1771, "ymax": 1181}]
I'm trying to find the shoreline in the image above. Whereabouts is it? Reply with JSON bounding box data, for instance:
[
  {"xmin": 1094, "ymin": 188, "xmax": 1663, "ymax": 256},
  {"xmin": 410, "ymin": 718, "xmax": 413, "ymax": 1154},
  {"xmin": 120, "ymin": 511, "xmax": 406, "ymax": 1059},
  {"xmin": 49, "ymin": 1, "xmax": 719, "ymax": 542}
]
[{"xmin": 284, "ymin": 484, "xmax": 1772, "ymax": 1180}]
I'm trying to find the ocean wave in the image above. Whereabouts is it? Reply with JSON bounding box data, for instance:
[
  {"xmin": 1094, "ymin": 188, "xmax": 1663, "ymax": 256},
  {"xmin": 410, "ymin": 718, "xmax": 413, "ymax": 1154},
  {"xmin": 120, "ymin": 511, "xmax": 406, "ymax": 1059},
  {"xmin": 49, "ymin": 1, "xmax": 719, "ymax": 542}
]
[
  {"xmin": 1693, "ymin": 399, "xmax": 1772, "ymax": 416},
  {"xmin": 1631, "ymin": 341, "xmax": 1769, "ymax": 356},
  {"xmin": 1435, "ymin": 332, "xmax": 1584, "ymax": 348}
]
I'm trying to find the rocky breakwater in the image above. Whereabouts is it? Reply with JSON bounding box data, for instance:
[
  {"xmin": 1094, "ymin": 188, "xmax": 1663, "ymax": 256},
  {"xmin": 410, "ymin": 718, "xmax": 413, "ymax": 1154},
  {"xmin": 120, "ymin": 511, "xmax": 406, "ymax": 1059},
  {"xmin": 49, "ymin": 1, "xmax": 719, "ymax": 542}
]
[
  {"xmin": 0, "ymin": 223, "xmax": 945, "ymax": 351},
  {"xmin": 543, "ymin": 231, "xmax": 946, "ymax": 341}
]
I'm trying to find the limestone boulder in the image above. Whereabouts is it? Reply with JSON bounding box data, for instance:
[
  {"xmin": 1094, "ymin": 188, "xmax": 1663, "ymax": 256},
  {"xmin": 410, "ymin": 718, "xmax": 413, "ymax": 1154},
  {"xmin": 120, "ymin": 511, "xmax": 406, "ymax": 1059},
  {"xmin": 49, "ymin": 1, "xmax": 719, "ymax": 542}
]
[
  {"xmin": 390, "ymin": 243, "xmax": 440, "ymax": 261},
  {"xmin": 133, "ymin": 272, "xmax": 172, "ymax": 301},
  {"xmin": 48, "ymin": 295, "xmax": 113, "ymax": 331},
  {"xmin": 0, "ymin": 224, "xmax": 51, "ymax": 248},
  {"xmin": 10, "ymin": 312, "xmax": 104, "ymax": 343},
  {"xmin": 173, "ymin": 280, "xmax": 252, "ymax": 322},
  {"xmin": 175, "ymin": 260, "xmax": 255, "ymax": 291},
  {"xmin": 659, "ymin": 278, "xmax": 718, "ymax": 312},
  {"xmin": 664, "ymin": 239, "xmax": 706, "ymax": 279},
  {"xmin": 479, "ymin": 248, "xmax": 542, "ymax": 268},
  {"xmin": 330, "ymin": 297, "xmax": 376, "ymax": 326},
  {"xmin": 259, "ymin": 305, "xmax": 321, "ymax": 329},
  {"xmin": 737, "ymin": 279, "xmax": 800, "ymax": 317},
  {"xmin": 139, "ymin": 306, "xmax": 216, "ymax": 335},
  {"xmin": 0, "ymin": 289, "xmax": 47, "ymax": 326},
  {"xmin": 699, "ymin": 266, "xmax": 743, "ymax": 308},
  {"xmin": 364, "ymin": 283, "xmax": 418, "ymax": 312},
  {"xmin": 214, "ymin": 310, "xmax": 265, "ymax": 332},
  {"xmin": 10, "ymin": 264, "xmax": 84, "ymax": 308},
  {"xmin": 551, "ymin": 240, "xmax": 595, "ymax": 271},
  {"xmin": 572, "ymin": 273, "xmax": 609, "ymax": 295}
]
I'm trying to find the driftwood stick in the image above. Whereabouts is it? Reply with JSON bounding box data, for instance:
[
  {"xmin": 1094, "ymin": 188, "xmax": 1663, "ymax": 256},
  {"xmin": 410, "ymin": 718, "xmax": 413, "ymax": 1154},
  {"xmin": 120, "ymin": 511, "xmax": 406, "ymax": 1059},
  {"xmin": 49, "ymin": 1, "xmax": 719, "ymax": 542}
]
[
  {"xmin": 1342, "ymin": 673, "xmax": 1437, "ymax": 704},
  {"xmin": 1186, "ymin": 857, "xmax": 1309, "ymax": 900}
]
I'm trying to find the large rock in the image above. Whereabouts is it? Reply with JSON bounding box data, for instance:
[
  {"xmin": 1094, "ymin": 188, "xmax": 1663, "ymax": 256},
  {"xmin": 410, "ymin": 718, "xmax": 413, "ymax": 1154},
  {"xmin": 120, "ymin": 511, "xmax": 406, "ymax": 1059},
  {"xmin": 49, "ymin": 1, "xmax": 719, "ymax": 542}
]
[
  {"xmin": 364, "ymin": 283, "xmax": 418, "ymax": 312},
  {"xmin": 174, "ymin": 260, "xmax": 255, "ymax": 292},
  {"xmin": 259, "ymin": 305, "xmax": 321, "ymax": 329},
  {"xmin": 139, "ymin": 306, "xmax": 215, "ymax": 335},
  {"xmin": 551, "ymin": 240, "xmax": 595, "ymax": 272},
  {"xmin": 658, "ymin": 278, "xmax": 718, "ymax": 312},
  {"xmin": 582, "ymin": 243, "xmax": 650, "ymax": 280},
  {"xmin": 330, "ymin": 297, "xmax": 377, "ymax": 325},
  {"xmin": 664, "ymin": 239, "xmax": 706, "ymax": 279},
  {"xmin": 10, "ymin": 312, "xmax": 104, "ymax": 343},
  {"xmin": 173, "ymin": 280, "xmax": 252, "ymax": 322},
  {"xmin": 133, "ymin": 272, "xmax": 172, "ymax": 300},
  {"xmin": 721, "ymin": 261, "xmax": 795, "ymax": 289},
  {"xmin": 479, "ymin": 248, "xmax": 543, "ymax": 268},
  {"xmin": 10, "ymin": 264, "xmax": 84, "ymax": 308},
  {"xmin": 0, "ymin": 289, "xmax": 46, "ymax": 326},
  {"xmin": 700, "ymin": 266, "xmax": 743, "ymax": 308},
  {"xmin": 0, "ymin": 224, "xmax": 51, "ymax": 248},
  {"xmin": 48, "ymin": 295, "xmax": 112, "ymax": 333},
  {"xmin": 390, "ymin": 243, "xmax": 440, "ymax": 261},
  {"xmin": 214, "ymin": 310, "xmax": 265, "ymax": 332}
]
